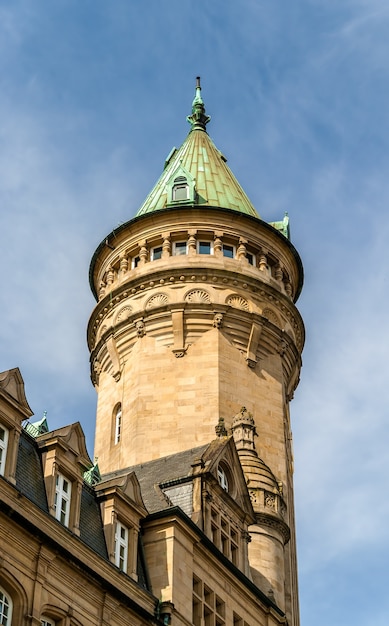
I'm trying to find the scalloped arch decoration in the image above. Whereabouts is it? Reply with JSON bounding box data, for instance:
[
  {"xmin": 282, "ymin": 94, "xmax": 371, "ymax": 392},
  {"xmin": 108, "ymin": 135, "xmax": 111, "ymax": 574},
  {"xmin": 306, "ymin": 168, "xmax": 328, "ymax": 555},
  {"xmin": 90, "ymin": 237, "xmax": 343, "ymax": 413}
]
[
  {"xmin": 115, "ymin": 305, "xmax": 133, "ymax": 323},
  {"xmin": 226, "ymin": 294, "xmax": 250, "ymax": 311},
  {"xmin": 262, "ymin": 308, "xmax": 280, "ymax": 327},
  {"xmin": 185, "ymin": 289, "xmax": 211, "ymax": 304},
  {"xmin": 145, "ymin": 293, "xmax": 169, "ymax": 309}
]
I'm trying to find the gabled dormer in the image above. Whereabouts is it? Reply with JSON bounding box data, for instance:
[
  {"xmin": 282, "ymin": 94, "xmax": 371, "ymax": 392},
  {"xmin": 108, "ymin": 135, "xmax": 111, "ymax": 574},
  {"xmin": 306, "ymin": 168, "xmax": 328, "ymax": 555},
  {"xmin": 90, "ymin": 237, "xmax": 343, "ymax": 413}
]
[
  {"xmin": 129, "ymin": 430, "xmax": 255, "ymax": 577},
  {"xmin": 166, "ymin": 164, "xmax": 196, "ymax": 206},
  {"xmin": 95, "ymin": 471, "xmax": 148, "ymax": 581},
  {"xmin": 0, "ymin": 368, "xmax": 33, "ymax": 484},
  {"xmin": 190, "ymin": 432, "xmax": 255, "ymax": 576},
  {"xmin": 36, "ymin": 422, "xmax": 92, "ymax": 535}
]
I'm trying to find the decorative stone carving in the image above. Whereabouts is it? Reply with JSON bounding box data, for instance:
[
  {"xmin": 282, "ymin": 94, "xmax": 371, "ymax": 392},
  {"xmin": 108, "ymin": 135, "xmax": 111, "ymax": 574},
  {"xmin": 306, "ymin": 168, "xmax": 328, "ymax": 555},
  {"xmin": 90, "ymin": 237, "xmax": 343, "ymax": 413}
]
[
  {"xmin": 215, "ymin": 417, "xmax": 227, "ymax": 437},
  {"xmin": 119, "ymin": 254, "xmax": 128, "ymax": 274},
  {"xmin": 185, "ymin": 289, "xmax": 211, "ymax": 304},
  {"xmin": 98, "ymin": 281, "xmax": 106, "ymax": 301},
  {"xmin": 262, "ymin": 308, "xmax": 280, "ymax": 327},
  {"xmin": 258, "ymin": 251, "xmax": 268, "ymax": 272},
  {"xmin": 264, "ymin": 491, "xmax": 276, "ymax": 510},
  {"xmin": 116, "ymin": 306, "xmax": 133, "ymax": 323},
  {"xmin": 106, "ymin": 266, "xmax": 114, "ymax": 287},
  {"xmin": 213, "ymin": 313, "xmax": 223, "ymax": 328},
  {"xmin": 134, "ymin": 319, "xmax": 146, "ymax": 337},
  {"xmin": 162, "ymin": 236, "xmax": 171, "ymax": 259},
  {"xmin": 226, "ymin": 295, "xmax": 250, "ymax": 311},
  {"xmin": 276, "ymin": 339, "xmax": 288, "ymax": 357},
  {"xmin": 214, "ymin": 236, "xmax": 222, "ymax": 257},
  {"xmin": 146, "ymin": 293, "xmax": 169, "ymax": 309}
]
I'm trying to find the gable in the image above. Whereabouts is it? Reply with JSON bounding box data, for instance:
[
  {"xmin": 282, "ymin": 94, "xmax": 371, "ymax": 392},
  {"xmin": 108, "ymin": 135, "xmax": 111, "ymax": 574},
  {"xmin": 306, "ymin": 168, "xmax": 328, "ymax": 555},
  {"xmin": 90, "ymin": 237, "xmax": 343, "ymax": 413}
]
[{"xmin": 0, "ymin": 368, "xmax": 33, "ymax": 420}]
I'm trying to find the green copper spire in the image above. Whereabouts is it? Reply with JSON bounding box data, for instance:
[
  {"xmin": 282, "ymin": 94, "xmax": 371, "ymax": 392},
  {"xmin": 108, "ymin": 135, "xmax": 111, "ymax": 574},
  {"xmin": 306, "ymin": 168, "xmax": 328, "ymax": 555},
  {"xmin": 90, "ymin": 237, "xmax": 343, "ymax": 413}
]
[
  {"xmin": 186, "ymin": 76, "xmax": 211, "ymax": 131},
  {"xmin": 136, "ymin": 78, "xmax": 260, "ymax": 218}
]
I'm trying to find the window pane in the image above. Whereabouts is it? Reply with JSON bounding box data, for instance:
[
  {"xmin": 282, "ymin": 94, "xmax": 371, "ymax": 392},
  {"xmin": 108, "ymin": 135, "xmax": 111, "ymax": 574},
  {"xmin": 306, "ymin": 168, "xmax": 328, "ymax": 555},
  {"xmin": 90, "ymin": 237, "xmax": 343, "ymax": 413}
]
[
  {"xmin": 152, "ymin": 246, "xmax": 163, "ymax": 260},
  {"xmin": 174, "ymin": 241, "xmax": 187, "ymax": 255},
  {"xmin": 222, "ymin": 245, "xmax": 234, "ymax": 258},
  {"xmin": 198, "ymin": 242, "xmax": 211, "ymax": 255},
  {"xmin": 173, "ymin": 184, "xmax": 189, "ymax": 201},
  {"xmin": 0, "ymin": 589, "xmax": 11, "ymax": 625}
]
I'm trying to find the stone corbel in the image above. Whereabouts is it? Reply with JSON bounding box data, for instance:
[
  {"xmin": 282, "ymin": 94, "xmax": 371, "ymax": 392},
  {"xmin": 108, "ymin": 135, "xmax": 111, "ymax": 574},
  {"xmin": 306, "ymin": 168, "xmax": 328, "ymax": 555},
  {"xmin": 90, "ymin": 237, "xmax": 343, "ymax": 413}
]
[
  {"xmin": 106, "ymin": 335, "xmax": 121, "ymax": 381},
  {"xmin": 246, "ymin": 322, "xmax": 262, "ymax": 368},
  {"xmin": 171, "ymin": 309, "xmax": 186, "ymax": 357}
]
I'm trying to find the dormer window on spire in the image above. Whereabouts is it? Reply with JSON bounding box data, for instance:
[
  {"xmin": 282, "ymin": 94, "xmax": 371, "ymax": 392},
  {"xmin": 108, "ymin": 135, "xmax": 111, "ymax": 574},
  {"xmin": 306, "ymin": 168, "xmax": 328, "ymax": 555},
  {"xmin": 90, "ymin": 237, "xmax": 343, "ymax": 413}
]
[
  {"xmin": 167, "ymin": 165, "xmax": 195, "ymax": 206},
  {"xmin": 172, "ymin": 176, "xmax": 189, "ymax": 201}
]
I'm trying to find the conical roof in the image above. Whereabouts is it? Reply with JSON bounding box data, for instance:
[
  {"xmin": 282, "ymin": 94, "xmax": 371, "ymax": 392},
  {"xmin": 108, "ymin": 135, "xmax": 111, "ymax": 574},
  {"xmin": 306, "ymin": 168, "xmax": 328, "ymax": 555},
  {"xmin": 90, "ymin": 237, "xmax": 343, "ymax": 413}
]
[{"xmin": 136, "ymin": 78, "xmax": 259, "ymax": 218}]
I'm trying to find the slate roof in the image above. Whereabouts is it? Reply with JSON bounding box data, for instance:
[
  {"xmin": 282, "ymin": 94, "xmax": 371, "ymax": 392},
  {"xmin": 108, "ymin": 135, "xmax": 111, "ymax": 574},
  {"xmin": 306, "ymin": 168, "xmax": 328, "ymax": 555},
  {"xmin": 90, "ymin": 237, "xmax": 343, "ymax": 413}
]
[
  {"xmin": 15, "ymin": 430, "xmax": 49, "ymax": 511},
  {"xmin": 13, "ymin": 429, "xmax": 152, "ymax": 586},
  {"xmin": 103, "ymin": 444, "xmax": 210, "ymax": 514}
]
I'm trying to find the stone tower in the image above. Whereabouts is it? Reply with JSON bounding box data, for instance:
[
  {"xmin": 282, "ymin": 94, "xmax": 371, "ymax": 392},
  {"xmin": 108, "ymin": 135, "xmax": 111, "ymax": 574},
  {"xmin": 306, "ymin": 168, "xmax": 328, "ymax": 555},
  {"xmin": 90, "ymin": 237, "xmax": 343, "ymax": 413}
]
[{"xmin": 88, "ymin": 78, "xmax": 304, "ymax": 625}]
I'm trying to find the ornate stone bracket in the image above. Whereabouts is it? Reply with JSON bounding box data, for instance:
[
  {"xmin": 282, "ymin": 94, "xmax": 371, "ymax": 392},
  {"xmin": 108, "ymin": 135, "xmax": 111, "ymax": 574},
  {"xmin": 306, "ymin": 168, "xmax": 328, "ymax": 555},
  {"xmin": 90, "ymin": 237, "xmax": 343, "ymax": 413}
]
[
  {"xmin": 106, "ymin": 336, "xmax": 121, "ymax": 382},
  {"xmin": 171, "ymin": 309, "xmax": 186, "ymax": 357},
  {"xmin": 246, "ymin": 322, "xmax": 262, "ymax": 368}
]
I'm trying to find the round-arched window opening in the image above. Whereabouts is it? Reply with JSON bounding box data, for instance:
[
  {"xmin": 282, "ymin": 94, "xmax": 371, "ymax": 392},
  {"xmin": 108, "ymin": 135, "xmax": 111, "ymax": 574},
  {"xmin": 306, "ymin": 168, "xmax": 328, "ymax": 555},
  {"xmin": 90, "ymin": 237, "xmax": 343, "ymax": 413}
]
[{"xmin": 113, "ymin": 403, "xmax": 122, "ymax": 445}]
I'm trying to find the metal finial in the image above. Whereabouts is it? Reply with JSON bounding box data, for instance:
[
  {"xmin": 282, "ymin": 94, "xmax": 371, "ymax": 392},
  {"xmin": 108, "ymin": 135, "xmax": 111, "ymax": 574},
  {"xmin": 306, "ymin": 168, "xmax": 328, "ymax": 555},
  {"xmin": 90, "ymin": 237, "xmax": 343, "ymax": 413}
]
[{"xmin": 187, "ymin": 76, "xmax": 211, "ymax": 131}]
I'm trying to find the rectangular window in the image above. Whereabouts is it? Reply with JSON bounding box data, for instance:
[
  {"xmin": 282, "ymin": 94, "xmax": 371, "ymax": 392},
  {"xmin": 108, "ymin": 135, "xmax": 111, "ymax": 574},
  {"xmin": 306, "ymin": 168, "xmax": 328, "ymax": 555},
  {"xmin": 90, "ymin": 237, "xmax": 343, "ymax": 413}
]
[
  {"xmin": 222, "ymin": 244, "xmax": 235, "ymax": 258},
  {"xmin": 198, "ymin": 241, "xmax": 213, "ymax": 255},
  {"xmin": 54, "ymin": 473, "xmax": 71, "ymax": 526},
  {"xmin": 246, "ymin": 252, "xmax": 255, "ymax": 266},
  {"xmin": 193, "ymin": 577, "xmax": 225, "ymax": 626},
  {"xmin": 114, "ymin": 521, "xmax": 128, "ymax": 572},
  {"xmin": 131, "ymin": 255, "xmax": 140, "ymax": 268},
  {"xmin": 0, "ymin": 425, "xmax": 9, "ymax": 476},
  {"xmin": 173, "ymin": 241, "xmax": 187, "ymax": 255},
  {"xmin": 151, "ymin": 246, "xmax": 163, "ymax": 261}
]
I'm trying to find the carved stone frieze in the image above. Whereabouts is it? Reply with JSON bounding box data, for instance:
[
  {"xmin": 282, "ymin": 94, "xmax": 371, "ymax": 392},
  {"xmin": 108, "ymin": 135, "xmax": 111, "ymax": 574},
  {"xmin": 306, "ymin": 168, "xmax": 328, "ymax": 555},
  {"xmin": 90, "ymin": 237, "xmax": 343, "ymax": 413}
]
[
  {"xmin": 185, "ymin": 289, "xmax": 211, "ymax": 304},
  {"xmin": 226, "ymin": 294, "xmax": 250, "ymax": 311}
]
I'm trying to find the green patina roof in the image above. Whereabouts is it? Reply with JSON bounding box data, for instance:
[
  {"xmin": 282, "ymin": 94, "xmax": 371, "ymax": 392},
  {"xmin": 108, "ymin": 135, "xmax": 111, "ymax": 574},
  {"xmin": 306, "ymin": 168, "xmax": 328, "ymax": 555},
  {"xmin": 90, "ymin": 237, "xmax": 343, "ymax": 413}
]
[{"xmin": 136, "ymin": 78, "xmax": 260, "ymax": 218}]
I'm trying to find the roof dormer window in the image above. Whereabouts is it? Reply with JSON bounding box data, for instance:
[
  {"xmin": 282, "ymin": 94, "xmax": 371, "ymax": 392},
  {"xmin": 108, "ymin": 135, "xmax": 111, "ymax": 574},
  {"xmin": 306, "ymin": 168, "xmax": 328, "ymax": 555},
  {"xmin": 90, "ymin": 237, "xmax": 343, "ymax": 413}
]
[
  {"xmin": 217, "ymin": 465, "xmax": 229, "ymax": 492},
  {"xmin": 172, "ymin": 176, "xmax": 189, "ymax": 201},
  {"xmin": 54, "ymin": 472, "xmax": 72, "ymax": 526},
  {"xmin": 114, "ymin": 520, "xmax": 129, "ymax": 572},
  {"xmin": 0, "ymin": 425, "xmax": 9, "ymax": 476}
]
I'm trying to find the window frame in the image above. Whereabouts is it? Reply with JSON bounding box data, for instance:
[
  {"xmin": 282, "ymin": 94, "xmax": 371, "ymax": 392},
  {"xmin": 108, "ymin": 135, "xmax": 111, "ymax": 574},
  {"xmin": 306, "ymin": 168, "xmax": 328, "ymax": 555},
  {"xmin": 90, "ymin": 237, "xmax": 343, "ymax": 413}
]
[
  {"xmin": 197, "ymin": 240, "xmax": 214, "ymax": 255},
  {"xmin": 172, "ymin": 176, "xmax": 189, "ymax": 202},
  {"xmin": 131, "ymin": 255, "xmax": 140, "ymax": 269},
  {"xmin": 114, "ymin": 520, "xmax": 129, "ymax": 573},
  {"xmin": 0, "ymin": 586, "xmax": 12, "ymax": 625},
  {"xmin": 41, "ymin": 618, "xmax": 55, "ymax": 626},
  {"xmin": 222, "ymin": 244, "xmax": 235, "ymax": 259},
  {"xmin": 172, "ymin": 241, "xmax": 188, "ymax": 256},
  {"xmin": 54, "ymin": 472, "xmax": 72, "ymax": 527},
  {"xmin": 114, "ymin": 404, "xmax": 122, "ymax": 445},
  {"xmin": 0, "ymin": 424, "xmax": 9, "ymax": 476},
  {"xmin": 151, "ymin": 246, "xmax": 163, "ymax": 261}
]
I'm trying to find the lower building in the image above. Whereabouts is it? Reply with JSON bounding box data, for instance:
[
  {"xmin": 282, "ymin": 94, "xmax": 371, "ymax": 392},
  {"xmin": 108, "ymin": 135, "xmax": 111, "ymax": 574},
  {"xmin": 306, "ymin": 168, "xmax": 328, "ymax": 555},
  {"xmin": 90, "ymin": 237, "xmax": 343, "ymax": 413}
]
[{"xmin": 1, "ymin": 368, "xmax": 288, "ymax": 626}]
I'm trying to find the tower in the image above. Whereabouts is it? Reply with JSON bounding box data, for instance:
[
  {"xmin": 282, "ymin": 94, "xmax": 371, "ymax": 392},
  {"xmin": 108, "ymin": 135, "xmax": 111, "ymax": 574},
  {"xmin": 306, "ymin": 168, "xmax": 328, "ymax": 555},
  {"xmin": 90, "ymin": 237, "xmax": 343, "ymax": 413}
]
[{"xmin": 88, "ymin": 78, "xmax": 304, "ymax": 625}]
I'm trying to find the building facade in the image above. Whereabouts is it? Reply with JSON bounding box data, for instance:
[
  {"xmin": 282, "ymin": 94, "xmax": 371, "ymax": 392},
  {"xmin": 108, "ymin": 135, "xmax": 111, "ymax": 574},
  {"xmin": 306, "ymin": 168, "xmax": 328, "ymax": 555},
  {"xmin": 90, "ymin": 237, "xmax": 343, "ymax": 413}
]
[{"xmin": 0, "ymin": 79, "xmax": 304, "ymax": 626}]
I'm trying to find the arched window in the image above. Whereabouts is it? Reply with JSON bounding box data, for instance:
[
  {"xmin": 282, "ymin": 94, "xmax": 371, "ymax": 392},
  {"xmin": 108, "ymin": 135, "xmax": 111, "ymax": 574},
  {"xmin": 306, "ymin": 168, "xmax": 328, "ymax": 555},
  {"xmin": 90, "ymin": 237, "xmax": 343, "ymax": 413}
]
[
  {"xmin": 217, "ymin": 465, "xmax": 229, "ymax": 492},
  {"xmin": 0, "ymin": 586, "xmax": 12, "ymax": 625},
  {"xmin": 114, "ymin": 404, "xmax": 122, "ymax": 445},
  {"xmin": 41, "ymin": 618, "xmax": 55, "ymax": 626},
  {"xmin": 172, "ymin": 176, "xmax": 189, "ymax": 201}
]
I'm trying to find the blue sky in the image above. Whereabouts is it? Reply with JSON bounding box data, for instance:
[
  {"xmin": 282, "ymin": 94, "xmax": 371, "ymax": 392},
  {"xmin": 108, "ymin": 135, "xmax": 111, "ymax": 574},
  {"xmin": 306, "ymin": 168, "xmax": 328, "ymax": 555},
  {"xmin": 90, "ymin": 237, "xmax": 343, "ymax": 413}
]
[{"xmin": 1, "ymin": 1, "xmax": 389, "ymax": 624}]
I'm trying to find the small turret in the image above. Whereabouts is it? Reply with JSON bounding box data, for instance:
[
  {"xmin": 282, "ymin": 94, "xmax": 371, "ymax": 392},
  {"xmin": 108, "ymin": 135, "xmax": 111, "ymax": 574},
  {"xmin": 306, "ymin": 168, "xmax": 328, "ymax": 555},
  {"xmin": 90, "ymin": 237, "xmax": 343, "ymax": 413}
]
[{"xmin": 232, "ymin": 407, "xmax": 290, "ymax": 610}]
